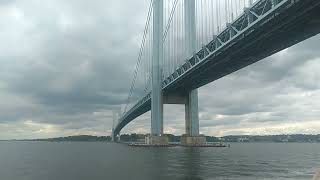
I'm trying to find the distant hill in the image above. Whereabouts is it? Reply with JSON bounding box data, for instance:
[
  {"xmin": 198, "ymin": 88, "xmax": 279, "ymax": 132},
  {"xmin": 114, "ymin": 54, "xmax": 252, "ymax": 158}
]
[
  {"xmin": 31, "ymin": 135, "xmax": 111, "ymax": 142},
  {"xmin": 8, "ymin": 134, "xmax": 320, "ymax": 143}
]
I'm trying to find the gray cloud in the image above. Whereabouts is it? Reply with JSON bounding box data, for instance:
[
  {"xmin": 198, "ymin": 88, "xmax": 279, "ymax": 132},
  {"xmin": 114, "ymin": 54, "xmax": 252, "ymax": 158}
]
[{"xmin": 0, "ymin": 0, "xmax": 320, "ymax": 139}]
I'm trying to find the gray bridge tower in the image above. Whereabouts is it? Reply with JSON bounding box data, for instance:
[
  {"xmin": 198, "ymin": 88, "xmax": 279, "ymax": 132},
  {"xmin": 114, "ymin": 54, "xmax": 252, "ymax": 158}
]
[
  {"xmin": 147, "ymin": 0, "xmax": 169, "ymax": 145},
  {"xmin": 146, "ymin": 0, "xmax": 205, "ymax": 145},
  {"xmin": 180, "ymin": 0, "xmax": 206, "ymax": 145}
]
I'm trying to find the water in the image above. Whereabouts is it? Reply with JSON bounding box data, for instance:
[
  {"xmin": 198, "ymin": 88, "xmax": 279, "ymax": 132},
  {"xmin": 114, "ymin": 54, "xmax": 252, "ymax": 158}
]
[{"xmin": 0, "ymin": 142, "xmax": 319, "ymax": 180}]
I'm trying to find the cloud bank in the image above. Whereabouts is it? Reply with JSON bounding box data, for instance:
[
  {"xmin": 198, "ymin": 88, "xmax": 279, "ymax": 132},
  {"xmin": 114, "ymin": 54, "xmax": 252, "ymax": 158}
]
[{"xmin": 0, "ymin": 0, "xmax": 319, "ymax": 139}]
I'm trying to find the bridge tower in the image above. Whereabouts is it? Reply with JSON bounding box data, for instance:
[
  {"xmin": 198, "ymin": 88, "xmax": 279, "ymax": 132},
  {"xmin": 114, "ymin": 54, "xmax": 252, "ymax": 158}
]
[
  {"xmin": 180, "ymin": 0, "xmax": 206, "ymax": 146},
  {"xmin": 147, "ymin": 0, "xmax": 169, "ymax": 145}
]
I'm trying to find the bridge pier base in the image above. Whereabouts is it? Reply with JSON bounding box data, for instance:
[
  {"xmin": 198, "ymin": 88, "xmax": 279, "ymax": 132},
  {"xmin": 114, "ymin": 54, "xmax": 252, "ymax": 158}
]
[
  {"xmin": 180, "ymin": 135, "xmax": 206, "ymax": 146},
  {"xmin": 145, "ymin": 135, "xmax": 169, "ymax": 146}
]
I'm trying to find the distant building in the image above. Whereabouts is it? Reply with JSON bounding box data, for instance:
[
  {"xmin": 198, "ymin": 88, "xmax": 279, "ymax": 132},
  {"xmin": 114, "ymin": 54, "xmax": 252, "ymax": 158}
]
[{"xmin": 238, "ymin": 137, "xmax": 249, "ymax": 142}]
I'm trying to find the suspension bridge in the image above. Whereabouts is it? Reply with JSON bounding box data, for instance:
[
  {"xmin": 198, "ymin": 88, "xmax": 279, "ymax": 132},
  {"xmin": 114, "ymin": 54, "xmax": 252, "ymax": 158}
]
[{"xmin": 112, "ymin": 0, "xmax": 320, "ymax": 145}]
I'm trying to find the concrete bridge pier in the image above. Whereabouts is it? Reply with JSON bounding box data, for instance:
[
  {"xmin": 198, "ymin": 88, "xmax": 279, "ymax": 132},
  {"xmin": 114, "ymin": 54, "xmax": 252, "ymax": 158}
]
[
  {"xmin": 313, "ymin": 169, "xmax": 320, "ymax": 180},
  {"xmin": 112, "ymin": 134, "xmax": 120, "ymax": 142},
  {"xmin": 181, "ymin": 90, "xmax": 206, "ymax": 146},
  {"xmin": 111, "ymin": 132, "xmax": 115, "ymax": 142},
  {"xmin": 112, "ymin": 108, "xmax": 121, "ymax": 142},
  {"xmin": 180, "ymin": 0, "xmax": 206, "ymax": 146}
]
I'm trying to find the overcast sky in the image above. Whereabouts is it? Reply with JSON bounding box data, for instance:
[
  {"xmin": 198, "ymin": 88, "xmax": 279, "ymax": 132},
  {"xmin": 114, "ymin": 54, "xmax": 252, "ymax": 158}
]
[{"xmin": 0, "ymin": 0, "xmax": 319, "ymax": 140}]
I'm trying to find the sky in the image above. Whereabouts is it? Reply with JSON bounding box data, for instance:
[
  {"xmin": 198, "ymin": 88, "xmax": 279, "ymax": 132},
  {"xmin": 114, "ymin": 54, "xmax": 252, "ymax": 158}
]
[{"xmin": 0, "ymin": 0, "xmax": 319, "ymax": 140}]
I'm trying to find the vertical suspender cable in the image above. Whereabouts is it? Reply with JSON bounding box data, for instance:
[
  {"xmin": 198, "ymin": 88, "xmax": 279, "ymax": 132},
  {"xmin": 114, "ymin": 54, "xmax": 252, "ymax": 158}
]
[
  {"xmin": 216, "ymin": 0, "xmax": 219, "ymax": 33},
  {"xmin": 123, "ymin": 0, "xmax": 153, "ymax": 114},
  {"xmin": 205, "ymin": 0, "xmax": 208, "ymax": 42},
  {"xmin": 211, "ymin": 0, "xmax": 214, "ymax": 35}
]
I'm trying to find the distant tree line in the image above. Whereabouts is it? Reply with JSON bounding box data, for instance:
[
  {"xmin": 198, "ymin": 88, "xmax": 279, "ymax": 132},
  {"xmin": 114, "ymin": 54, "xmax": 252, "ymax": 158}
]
[
  {"xmin": 32, "ymin": 135, "xmax": 112, "ymax": 142},
  {"xmin": 222, "ymin": 134, "xmax": 320, "ymax": 143},
  {"xmin": 119, "ymin": 134, "xmax": 320, "ymax": 143},
  {"xmin": 18, "ymin": 134, "xmax": 320, "ymax": 143}
]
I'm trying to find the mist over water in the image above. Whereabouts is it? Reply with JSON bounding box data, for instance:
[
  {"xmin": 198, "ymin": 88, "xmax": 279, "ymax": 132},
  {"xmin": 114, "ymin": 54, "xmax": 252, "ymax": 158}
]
[{"xmin": 0, "ymin": 142, "xmax": 319, "ymax": 180}]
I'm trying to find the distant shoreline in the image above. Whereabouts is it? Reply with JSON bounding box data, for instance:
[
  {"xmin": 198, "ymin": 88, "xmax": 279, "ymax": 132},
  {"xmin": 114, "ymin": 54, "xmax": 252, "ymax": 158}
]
[{"xmin": 1, "ymin": 134, "xmax": 319, "ymax": 143}]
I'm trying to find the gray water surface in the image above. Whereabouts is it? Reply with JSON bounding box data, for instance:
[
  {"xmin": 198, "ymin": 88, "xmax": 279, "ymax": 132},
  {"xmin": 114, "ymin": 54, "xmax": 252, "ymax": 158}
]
[{"xmin": 0, "ymin": 142, "xmax": 319, "ymax": 180}]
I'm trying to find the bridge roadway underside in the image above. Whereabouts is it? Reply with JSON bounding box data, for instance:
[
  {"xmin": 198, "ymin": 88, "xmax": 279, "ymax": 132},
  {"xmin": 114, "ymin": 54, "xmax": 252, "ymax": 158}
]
[
  {"xmin": 165, "ymin": 0, "xmax": 320, "ymax": 94},
  {"xmin": 114, "ymin": 0, "xmax": 320, "ymax": 136}
]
